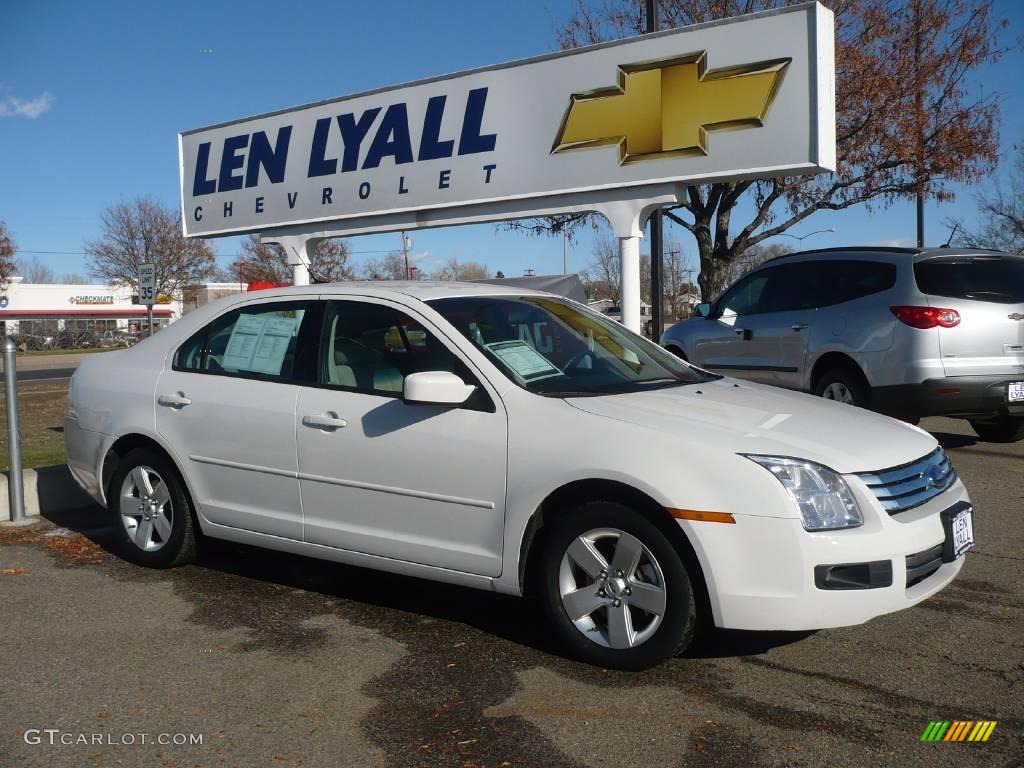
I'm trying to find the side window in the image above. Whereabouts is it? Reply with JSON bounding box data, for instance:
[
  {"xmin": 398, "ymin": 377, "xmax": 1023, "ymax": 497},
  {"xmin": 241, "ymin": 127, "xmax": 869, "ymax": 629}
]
[
  {"xmin": 761, "ymin": 263, "xmax": 823, "ymax": 312},
  {"xmin": 320, "ymin": 300, "xmax": 491, "ymax": 408},
  {"xmin": 717, "ymin": 271, "xmax": 772, "ymax": 317},
  {"xmin": 174, "ymin": 301, "xmax": 314, "ymax": 381}
]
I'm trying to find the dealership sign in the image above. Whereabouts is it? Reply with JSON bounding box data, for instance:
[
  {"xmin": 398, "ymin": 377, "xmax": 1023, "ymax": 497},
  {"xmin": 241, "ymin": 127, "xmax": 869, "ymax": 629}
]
[{"xmin": 179, "ymin": 2, "xmax": 834, "ymax": 238}]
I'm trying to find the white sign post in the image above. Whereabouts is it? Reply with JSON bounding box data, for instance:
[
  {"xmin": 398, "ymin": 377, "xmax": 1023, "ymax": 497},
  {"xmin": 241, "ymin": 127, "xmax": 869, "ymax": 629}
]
[
  {"xmin": 179, "ymin": 2, "xmax": 835, "ymax": 332},
  {"xmin": 138, "ymin": 262, "xmax": 155, "ymax": 336}
]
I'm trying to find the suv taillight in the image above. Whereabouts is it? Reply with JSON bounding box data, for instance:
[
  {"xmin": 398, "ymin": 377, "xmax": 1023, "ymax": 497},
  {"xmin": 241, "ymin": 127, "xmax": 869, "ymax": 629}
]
[{"xmin": 890, "ymin": 305, "xmax": 961, "ymax": 329}]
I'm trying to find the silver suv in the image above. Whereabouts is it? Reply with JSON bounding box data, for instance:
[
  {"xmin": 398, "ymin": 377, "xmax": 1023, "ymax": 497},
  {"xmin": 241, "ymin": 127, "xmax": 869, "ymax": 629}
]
[{"xmin": 660, "ymin": 247, "xmax": 1024, "ymax": 442}]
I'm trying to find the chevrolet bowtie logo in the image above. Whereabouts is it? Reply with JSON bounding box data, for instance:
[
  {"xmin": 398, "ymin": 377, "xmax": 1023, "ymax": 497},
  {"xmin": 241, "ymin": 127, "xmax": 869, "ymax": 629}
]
[
  {"xmin": 552, "ymin": 53, "xmax": 790, "ymax": 164},
  {"xmin": 1009, "ymin": 313, "xmax": 1024, "ymax": 321}
]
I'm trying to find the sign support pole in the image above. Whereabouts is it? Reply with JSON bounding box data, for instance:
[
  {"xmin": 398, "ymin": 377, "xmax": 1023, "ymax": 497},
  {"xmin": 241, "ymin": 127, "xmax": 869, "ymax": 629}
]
[{"xmin": 646, "ymin": 0, "xmax": 664, "ymax": 340}]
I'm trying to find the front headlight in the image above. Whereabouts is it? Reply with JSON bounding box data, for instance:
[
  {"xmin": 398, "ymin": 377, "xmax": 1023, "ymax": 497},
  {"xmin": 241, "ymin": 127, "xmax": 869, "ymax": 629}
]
[{"xmin": 745, "ymin": 455, "xmax": 864, "ymax": 531}]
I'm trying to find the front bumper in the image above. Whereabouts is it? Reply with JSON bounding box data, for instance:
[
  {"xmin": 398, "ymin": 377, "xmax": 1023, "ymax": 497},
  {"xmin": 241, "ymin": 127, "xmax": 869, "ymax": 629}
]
[
  {"xmin": 873, "ymin": 375, "xmax": 1024, "ymax": 419},
  {"xmin": 681, "ymin": 479, "xmax": 971, "ymax": 631}
]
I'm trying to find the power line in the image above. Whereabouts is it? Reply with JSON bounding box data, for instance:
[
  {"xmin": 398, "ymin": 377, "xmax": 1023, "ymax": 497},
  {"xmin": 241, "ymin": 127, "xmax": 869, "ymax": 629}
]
[{"xmin": 15, "ymin": 247, "xmax": 401, "ymax": 258}]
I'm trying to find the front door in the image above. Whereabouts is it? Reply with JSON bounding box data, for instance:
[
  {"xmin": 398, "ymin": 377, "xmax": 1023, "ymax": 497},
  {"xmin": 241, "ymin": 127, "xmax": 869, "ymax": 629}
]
[
  {"xmin": 694, "ymin": 269, "xmax": 778, "ymax": 384},
  {"xmin": 156, "ymin": 298, "xmax": 318, "ymax": 540},
  {"xmin": 296, "ymin": 298, "xmax": 508, "ymax": 577}
]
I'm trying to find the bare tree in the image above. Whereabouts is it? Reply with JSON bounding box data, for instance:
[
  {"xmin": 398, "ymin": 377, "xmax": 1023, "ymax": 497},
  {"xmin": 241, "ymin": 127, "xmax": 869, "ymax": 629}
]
[
  {"xmin": 228, "ymin": 234, "xmax": 354, "ymax": 283},
  {"xmin": 86, "ymin": 198, "xmax": 216, "ymax": 297},
  {"xmin": 515, "ymin": 0, "xmax": 1005, "ymax": 300},
  {"xmin": 952, "ymin": 143, "xmax": 1024, "ymax": 255},
  {"xmin": 0, "ymin": 222, "xmax": 15, "ymax": 288},
  {"xmin": 721, "ymin": 242, "xmax": 795, "ymax": 288},
  {"xmin": 430, "ymin": 258, "xmax": 491, "ymax": 280},
  {"xmin": 585, "ymin": 235, "xmax": 622, "ymax": 303},
  {"xmin": 361, "ymin": 251, "xmax": 415, "ymax": 280},
  {"xmin": 61, "ymin": 271, "xmax": 89, "ymax": 284},
  {"xmin": 16, "ymin": 255, "xmax": 56, "ymax": 283}
]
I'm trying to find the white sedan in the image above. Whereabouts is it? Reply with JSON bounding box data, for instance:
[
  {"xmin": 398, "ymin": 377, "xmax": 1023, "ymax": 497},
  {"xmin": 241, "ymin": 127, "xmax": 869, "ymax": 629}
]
[{"xmin": 65, "ymin": 282, "xmax": 973, "ymax": 669}]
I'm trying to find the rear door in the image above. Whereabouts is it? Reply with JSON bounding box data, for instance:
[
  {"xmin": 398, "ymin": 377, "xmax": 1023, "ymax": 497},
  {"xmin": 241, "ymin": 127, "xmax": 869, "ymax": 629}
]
[
  {"xmin": 157, "ymin": 298, "xmax": 319, "ymax": 540},
  {"xmin": 914, "ymin": 254, "xmax": 1024, "ymax": 377}
]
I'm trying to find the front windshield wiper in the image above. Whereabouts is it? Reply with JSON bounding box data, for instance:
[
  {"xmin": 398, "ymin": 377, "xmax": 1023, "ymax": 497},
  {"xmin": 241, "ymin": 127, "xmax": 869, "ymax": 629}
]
[{"xmin": 536, "ymin": 390, "xmax": 606, "ymax": 398}]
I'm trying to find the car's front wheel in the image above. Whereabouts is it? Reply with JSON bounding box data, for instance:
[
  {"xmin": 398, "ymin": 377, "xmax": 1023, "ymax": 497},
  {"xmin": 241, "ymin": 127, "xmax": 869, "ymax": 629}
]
[
  {"xmin": 540, "ymin": 501, "xmax": 696, "ymax": 670},
  {"xmin": 969, "ymin": 415, "xmax": 1024, "ymax": 443},
  {"xmin": 109, "ymin": 448, "xmax": 197, "ymax": 568}
]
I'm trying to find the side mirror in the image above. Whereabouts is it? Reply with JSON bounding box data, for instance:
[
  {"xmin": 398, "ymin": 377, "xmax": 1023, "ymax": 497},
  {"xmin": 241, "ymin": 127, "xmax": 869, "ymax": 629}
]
[
  {"xmin": 696, "ymin": 303, "xmax": 712, "ymax": 318},
  {"xmin": 403, "ymin": 371, "xmax": 476, "ymax": 406}
]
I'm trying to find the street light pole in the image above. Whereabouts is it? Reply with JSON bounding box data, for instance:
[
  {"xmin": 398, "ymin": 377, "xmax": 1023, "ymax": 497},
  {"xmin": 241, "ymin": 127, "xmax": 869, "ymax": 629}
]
[{"xmin": 645, "ymin": 0, "xmax": 663, "ymax": 340}]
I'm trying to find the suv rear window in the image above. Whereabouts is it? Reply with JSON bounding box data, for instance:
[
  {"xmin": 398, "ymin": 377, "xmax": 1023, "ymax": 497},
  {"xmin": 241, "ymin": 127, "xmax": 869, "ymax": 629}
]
[{"xmin": 914, "ymin": 255, "xmax": 1024, "ymax": 304}]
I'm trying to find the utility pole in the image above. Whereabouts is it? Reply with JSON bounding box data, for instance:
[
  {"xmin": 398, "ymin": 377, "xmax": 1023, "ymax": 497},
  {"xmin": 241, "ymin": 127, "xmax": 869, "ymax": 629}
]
[
  {"xmin": 402, "ymin": 231, "xmax": 412, "ymax": 279},
  {"xmin": 524, "ymin": 267, "xmax": 536, "ymax": 277},
  {"xmin": 563, "ymin": 230, "xmax": 569, "ymax": 275},
  {"xmin": 645, "ymin": 0, "xmax": 664, "ymax": 339},
  {"xmin": 913, "ymin": 0, "xmax": 925, "ymax": 248}
]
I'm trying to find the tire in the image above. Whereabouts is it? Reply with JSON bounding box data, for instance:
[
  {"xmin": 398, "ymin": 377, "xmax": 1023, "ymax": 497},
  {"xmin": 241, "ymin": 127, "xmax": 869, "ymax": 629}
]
[
  {"xmin": 969, "ymin": 416, "xmax": 1024, "ymax": 443},
  {"xmin": 539, "ymin": 501, "xmax": 696, "ymax": 670},
  {"xmin": 814, "ymin": 367, "xmax": 870, "ymax": 408},
  {"xmin": 109, "ymin": 448, "xmax": 197, "ymax": 568}
]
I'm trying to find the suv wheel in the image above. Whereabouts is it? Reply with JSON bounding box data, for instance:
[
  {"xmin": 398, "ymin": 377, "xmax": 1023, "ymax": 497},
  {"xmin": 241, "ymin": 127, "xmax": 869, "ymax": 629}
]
[
  {"xmin": 814, "ymin": 368, "xmax": 869, "ymax": 408},
  {"xmin": 969, "ymin": 416, "xmax": 1024, "ymax": 443},
  {"xmin": 109, "ymin": 448, "xmax": 198, "ymax": 568},
  {"xmin": 539, "ymin": 501, "xmax": 696, "ymax": 670}
]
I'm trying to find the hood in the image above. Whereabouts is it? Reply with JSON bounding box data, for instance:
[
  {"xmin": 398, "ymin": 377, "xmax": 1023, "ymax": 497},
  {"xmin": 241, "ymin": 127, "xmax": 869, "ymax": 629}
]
[{"xmin": 566, "ymin": 378, "xmax": 937, "ymax": 475}]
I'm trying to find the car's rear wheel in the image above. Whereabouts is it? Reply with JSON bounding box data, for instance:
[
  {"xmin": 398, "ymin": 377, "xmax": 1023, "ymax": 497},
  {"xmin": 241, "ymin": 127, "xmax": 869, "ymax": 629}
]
[
  {"xmin": 814, "ymin": 368, "xmax": 870, "ymax": 408},
  {"xmin": 969, "ymin": 415, "xmax": 1024, "ymax": 443},
  {"xmin": 539, "ymin": 501, "xmax": 695, "ymax": 670},
  {"xmin": 109, "ymin": 448, "xmax": 197, "ymax": 568}
]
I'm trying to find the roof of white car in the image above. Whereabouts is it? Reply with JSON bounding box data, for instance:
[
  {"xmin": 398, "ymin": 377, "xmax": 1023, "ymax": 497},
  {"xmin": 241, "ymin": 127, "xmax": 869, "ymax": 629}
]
[{"xmin": 243, "ymin": 281, "xmax": 548, "ymax": 302}]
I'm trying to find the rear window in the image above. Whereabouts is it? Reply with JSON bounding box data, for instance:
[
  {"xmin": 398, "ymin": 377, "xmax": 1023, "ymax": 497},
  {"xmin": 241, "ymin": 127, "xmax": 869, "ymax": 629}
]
[{"xmin": 914, "ymin": 256, "xmax": 1024, "ymax": 304}]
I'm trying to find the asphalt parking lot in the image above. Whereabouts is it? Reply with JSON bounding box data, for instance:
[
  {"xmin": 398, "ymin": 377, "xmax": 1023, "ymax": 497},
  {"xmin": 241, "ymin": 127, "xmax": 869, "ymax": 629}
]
[{"xmin": 1, "ymin": 416, "xmax": 1021, "ymax": 768}]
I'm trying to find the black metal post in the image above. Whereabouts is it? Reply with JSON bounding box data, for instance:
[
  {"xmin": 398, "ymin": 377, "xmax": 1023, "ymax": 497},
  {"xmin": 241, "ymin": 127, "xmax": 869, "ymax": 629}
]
[{"xmin": 645, "ymin": 0, "xmax": 664, "ymax": 339}]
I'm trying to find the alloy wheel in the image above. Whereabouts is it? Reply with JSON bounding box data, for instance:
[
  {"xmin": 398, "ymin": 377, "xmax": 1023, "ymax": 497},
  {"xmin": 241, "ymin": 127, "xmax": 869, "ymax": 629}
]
[
  {"xmin": 558, "ymin": 527, "xmax": 667, "ymax": 649},
  {"xmin": 119, "ymin": 466, "xmax": 174, "ymax": 552},
  {"xmin": 822, "ymin": 382, "xmax": 854, "ymax": 404}
]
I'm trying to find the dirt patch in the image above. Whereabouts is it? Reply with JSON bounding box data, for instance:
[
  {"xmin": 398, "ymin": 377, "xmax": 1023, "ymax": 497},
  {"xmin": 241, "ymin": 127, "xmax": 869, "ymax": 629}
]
[{"xmin": 0, "ymin": 522, "xmax": 106, "ymax": 565}]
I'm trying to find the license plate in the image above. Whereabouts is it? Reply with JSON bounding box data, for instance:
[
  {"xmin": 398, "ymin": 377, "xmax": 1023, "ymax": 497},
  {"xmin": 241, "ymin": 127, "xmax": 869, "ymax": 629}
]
[
  {"xmin": 950, "ymin": 509, "xmax": 974, "ymax": 559},
  {"xmin": 1009, "ymin": 382, "xmax": 1024, "ymax": 402}
]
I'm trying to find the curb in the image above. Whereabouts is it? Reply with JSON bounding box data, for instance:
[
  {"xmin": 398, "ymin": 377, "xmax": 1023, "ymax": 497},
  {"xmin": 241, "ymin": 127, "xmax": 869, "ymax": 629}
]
[{"xmin": 1, "ymin": 465, "xmax": 97, "ymax": 522}]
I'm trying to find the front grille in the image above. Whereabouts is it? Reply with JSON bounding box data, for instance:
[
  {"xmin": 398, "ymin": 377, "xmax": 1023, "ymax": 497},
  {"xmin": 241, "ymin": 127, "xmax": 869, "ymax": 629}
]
[
  {"xmin": 905, "ymin": 543, "xmax": 944, "ymax": 588},
  {"xmin": 857, "ymin": 447, "xmax": 957, "ymax": 514}
]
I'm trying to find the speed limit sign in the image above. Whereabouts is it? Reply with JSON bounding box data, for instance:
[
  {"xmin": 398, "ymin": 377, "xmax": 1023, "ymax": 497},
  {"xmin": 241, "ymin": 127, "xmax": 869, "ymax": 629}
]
[{"xmin": 138, "ymin": 263, "xmax": 156, "ymax": 306}]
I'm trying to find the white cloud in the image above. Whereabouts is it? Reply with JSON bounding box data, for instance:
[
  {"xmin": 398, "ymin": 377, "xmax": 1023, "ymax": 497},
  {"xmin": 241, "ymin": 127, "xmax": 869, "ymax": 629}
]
[
  {"xmin": 868, "ymin": 237, "xmax": 914, "ymax": 248},
  {"xmin": 410, "ymin": 249, "xmax": 432, "ymax": 263},
  {"xmin": 0, "ymin": 91, "xmax": 54, "ymax": 119}
]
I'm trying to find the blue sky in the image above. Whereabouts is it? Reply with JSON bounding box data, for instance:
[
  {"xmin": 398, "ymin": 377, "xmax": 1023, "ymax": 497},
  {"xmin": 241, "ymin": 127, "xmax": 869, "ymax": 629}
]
[{"xmin": 1, "ymin": 0, "xmax": 1022, "ymax": 284}]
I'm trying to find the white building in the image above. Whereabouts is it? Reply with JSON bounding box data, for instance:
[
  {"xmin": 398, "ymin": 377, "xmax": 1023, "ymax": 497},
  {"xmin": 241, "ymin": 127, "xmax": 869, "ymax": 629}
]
[{"xmin": 0, "ymin": 277, "xmax": 182, "ymax": 337}]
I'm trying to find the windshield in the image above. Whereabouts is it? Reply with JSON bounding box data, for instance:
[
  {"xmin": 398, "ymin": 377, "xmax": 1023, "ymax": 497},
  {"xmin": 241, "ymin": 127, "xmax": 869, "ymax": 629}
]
[
  {"xmin": 914, "ymin": 255, "xmax": 1024, "ymax": 304},
  {"xmin": 427, "ymin": 295, "xmax": 715, "ymax": 396}
]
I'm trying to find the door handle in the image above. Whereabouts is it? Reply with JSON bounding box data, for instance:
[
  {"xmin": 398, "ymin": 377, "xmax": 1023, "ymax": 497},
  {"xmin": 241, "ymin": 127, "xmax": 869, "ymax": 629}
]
[
  {"xmin": 302, "ymin": 413, "xmax": 348, "ymax": 430},
  {"xmin": 157, "ymin": 393, "xmax": 191, "ymax": 408},
  {"xmin": 791, "ymin": 323, "xmax": 809, "ymax": 331}
]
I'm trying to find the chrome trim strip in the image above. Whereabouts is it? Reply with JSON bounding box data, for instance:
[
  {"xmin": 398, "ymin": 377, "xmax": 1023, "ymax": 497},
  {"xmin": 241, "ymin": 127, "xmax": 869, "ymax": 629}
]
[
  {"xmin": 190, "ymin": 454, "xmax": 297, "ymax": 479},
  {"xmin": 297, "ymin": 471, "xmax": 495, "ymax": 510},
  {"xmin": 189, "ymin": 454, "xmax": 496, "ymax": 510},
  {"xmin": 857, "ymin": 447, "xmax": 958, "ymax": 514}
]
